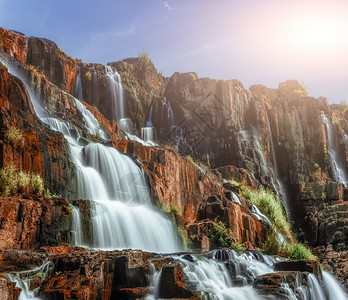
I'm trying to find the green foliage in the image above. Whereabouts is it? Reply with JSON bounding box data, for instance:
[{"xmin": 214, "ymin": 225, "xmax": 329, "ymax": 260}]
[
  {"xmin": 16, "ymin": 171, "xmax": 31, "ymax": 194},
  {"xmin": 0, "ymin": 165, "xmax": 44, "ymax": 196},
  {"xmin": 261, "ymin": 233, "xmax": 317, "ymax": 260},
  {"xmin": 75, "ymin": 58, "xmax": 82, "ymax": 64},
  {"xmin": 207, "ymin": 221, "xmax": 233, "ymax": 248},
  {"xmin": 169, "ymin": 204, "xmax": 179, "ymax": 216},
  {"xmin": 0, "ymin": 165, "xmax": 17, "ymax": 196},
  {"xmin": 313, "ymin": 163, "xmax": 320, "ymax": 171},
  {"xmin": 45, "ymin": 189, "xmax": 61, "ymax": 199},
  {"xmin": 190, "ymin": 72, "xmax": 197, "ymax": 80},
  {"xmin": 85, "ymin": 71, "xmax": 92, "ymax": 81},
  {"xmin": 293, "ymin": 89, "xmax": 308, "ymax": 97},
  {"xmin": 321, "ymin": 192, "xmax": 327, "ymax": 201},
  {"xmin": 241, "ymin": 186, "xmax": 291, "ymax": 236},
  {"xmin": 288, "ymin": 242, "xmax": 317, "ymax": 260},
  {"xmin": 31, "ymin": 174, "xmax": 44, "ymax": 195},
  {"xmin": 229, "ymin": 179, "xmax": 241, "ymax": 188},
  {"xmin": 186, "ymin": 155, "xmax": 196, "ymax": 165},
  {"xmin": 340, "ymin": 100, "xmax": 348, "ymax": 107},
  {"xmin": 138, "ymin": 51, "xmax": 151, "ymax": 68},
  {"xmin": 6, "ymin": 126, "xmax": 23, "ymax": 147},
  {"xmin": 27, "ymin": 64, "xmax": 47, "ymax": 80},
  {"xmin": 232, "ymin": 242, "xmax": 246, "ymax": 250}
]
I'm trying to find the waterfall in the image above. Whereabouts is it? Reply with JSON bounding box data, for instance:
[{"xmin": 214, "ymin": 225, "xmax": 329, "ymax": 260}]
[
  {"xmin": 105, "ymin": 65, "xmax": 124, "ymax": 121},
  {"xmin": 70, "ymin": 205, "xmax": 83, "ymax": 246},
  {"xmin": 321, "ymin": 112, "xmax": 348, "ymax": 185},
  {"xmin": 322, "ymin": 271, "xmax": 348, "ymax": 300},
  {"xmin": 148, "ymin": 250, "xmax": 348, "ymax": 300},
  {"xmin": 141, "ymin": 127, "xmax": 155, "ymax": 143},
  {"xmin": 6, "ymin": 260, "xmax": 51, "ymax": 300},
  {"xmin": 0, "ymin": 55, "xmax": 182, "ymax": 255},
  {"xmin": 251, "ymin": 125, "xmax": 288, "ymax": 213},
  {"xmin": 2, "ymin": 54, "xmax": 348, "ymax": 300},
  {"xmin": 75, "ymin": 66, "xmax": 83, "ymax": 100},
  {"xmin": 265, "ymin": 111, "xmax": 288, "ymax": 211}
]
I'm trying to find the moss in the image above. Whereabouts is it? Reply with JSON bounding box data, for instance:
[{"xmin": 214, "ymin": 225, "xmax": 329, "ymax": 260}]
[
  {"xmin": 45, "ymin": 189, "xmax": 61, "ymax": 199},
  {"xmin": 6, "ymin": 126, "xmax": 23, "ymax": 147},
  {"xmin": 186, "ymin": 155, "xmax": 196, "ymax": 165}
]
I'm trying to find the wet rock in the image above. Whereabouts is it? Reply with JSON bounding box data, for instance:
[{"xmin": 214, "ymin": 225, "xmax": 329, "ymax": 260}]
[
  {"xmin": 274, "ymin": 260, "xmax": 321, "ymax": 279},
  {"xmin": 254, "ymin": 271, "xmax": 308, "ymax": 298},
  {"xmin": 157, "ymin": 263, "xmax": 196, "ymax": 299},
  {"xmin": 0, "ymin": 276, "xmax": 21, "ymax": 300}
]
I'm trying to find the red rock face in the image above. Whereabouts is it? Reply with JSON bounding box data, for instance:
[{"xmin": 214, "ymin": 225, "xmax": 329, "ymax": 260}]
[
  {"xmin": 0, "ymin": 197, "xmax": 71, "ymax": 250},
  {"xmin": 116, "ymin": 140, "xmax": 267, "ymax": 249},
  {"xmin": 0, "ymin": 62, "xmax": 74, "ymax": 197},
  {"xmin": 0, "ymin": 28, "xmax": 77, "ymax": 94}
]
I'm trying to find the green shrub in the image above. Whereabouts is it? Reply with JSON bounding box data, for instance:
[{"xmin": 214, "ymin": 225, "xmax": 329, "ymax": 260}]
[
  {"xmin": 0, "ymin": 166, "xmax": 44, "ymax": 196},
  {"xmin": 241, "ymin": 186, "xmax": 291, "ymax": 237},
  {"xmin": 31, "ymin": 174, "xmax": 44, "ymax": 195},
  {"xmin": 138, "ymin": 52, "xmax": 151, "ymax": 69},
  {"xmin": 45, "ymin": 189, "xmax": 61, "ymax": 199},
  {"xmin": 289, "ymin": 243, "xmax": 317, "ymax": 260},
  {"xmin": 0, "ymin": 165, "xmax": 16, "ymax": 196},
  {"xmin": 85, "ymin": 71, "xmax": 92, "ymax": 80},
  {"xmin": 293, "ymin": 89, "xmax": 308, "ymax": 97},
  {"xmin": 6, "ymin": 126, "xmax": 23, "ymax": 147},
  {"xmin": 16, "ymin": 171, "xmax": 31, "ymax": 194},
  {"xmin": 207, "ymin": 221, "xmax": 233, "ymax": 248},
  {"xmin": 232, "ymin": 242, "xmax": 246, "ymax": 250}
]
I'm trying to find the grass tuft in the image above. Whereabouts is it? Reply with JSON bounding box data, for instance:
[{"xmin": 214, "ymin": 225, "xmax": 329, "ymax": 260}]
[
  {"xmin": 6, "ymin": 126, "xmax": 23, "ymax": 147},
  {"xmin": 0, "ymin": 165, "xmax": 44, "ymax": 196}
]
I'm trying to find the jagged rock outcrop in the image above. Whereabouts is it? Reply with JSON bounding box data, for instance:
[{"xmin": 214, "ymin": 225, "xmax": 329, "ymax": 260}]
[
  {"xmin": 116, "ymin": 140, "xmax": 267, "ymax": 249},
  {"xmin": 0, "ymin": 27, "xmax": 347, "ymax": 294},
  {"xmin": 0, "ymin": 196, "xmax": 71, "ymax": 249},
  {"xmin": 0, "ymin": 61, "xmax": 74, "ymax": 197},
  {"xmin": 0, "ymin": 28, "xmax": 77, "ymax": 94}
]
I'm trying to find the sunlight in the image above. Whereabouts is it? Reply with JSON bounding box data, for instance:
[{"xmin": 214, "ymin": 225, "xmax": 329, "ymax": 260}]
[{"xmin": 286, "ymin": 14, "xmax": 347, "ymax": 52}]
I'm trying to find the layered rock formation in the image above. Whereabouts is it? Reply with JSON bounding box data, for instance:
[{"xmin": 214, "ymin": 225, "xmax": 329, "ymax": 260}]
[{"xmin": 0, "ymin": 27, "xmax": 347, "ymax": 298}]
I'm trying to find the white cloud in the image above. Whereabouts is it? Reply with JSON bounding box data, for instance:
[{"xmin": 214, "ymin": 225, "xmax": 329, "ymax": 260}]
[{"xmin": 164, "ymin": 2, "xmax": 174, "ymax": 11}]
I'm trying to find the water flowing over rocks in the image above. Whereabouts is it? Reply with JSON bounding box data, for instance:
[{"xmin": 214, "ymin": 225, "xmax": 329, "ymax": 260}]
[{"xmin": 0, "ymin": 27, "xmax": 347, "ymax": 298}]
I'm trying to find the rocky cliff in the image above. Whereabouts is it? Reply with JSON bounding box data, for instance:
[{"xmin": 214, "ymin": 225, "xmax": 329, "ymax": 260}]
[{"xmin": 0, "ymin": 27, "xmax": 347, "ymax": 298}]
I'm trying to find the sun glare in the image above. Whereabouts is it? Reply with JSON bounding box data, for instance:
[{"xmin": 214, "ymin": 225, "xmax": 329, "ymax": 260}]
[{"xmin": 286, "ymin": 14, "xmax": 347, "ymax": 53}]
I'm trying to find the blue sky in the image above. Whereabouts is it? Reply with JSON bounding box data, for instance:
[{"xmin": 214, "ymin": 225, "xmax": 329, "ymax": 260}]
[{"xmin": 1, "ymin": 0, "xmax": 348, "ymax": 103}]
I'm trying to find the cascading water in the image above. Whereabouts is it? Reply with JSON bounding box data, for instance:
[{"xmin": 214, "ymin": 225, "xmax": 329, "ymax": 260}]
[
  {"xmin": 141, "ymin": 127, "xmax": 155, "ymax": 143},
  {"xmin": 1, "ymin": 55, "xmax": 182, "ymax": 255},
  {"xmin": 251, "ymin": 125, "xmax": 288, "ymax": 213},
  {"xmin": 105, "ymin": 64, "xmax": 133, "ymax": 133},
  {"xmin": 148, "ymin": 249, "xmax": 348, "ymax": 300},
  {"xmin": 75, "ymin": 66, "xmax": 83, "ymax": 100},
  {"xmin": 6, "ymin": 260, "xmax": 51, "ymax": 300},
  {"xmin": 2, "ymin": 54, "xmax": 348, "ymax": 300},
  {"xmin": 321, "ymin": 112, "xmax": 348, "ymax": 185},
  {"xmin": 105, "ymin": 65, "xmax": 124, "ymax": 121}
]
